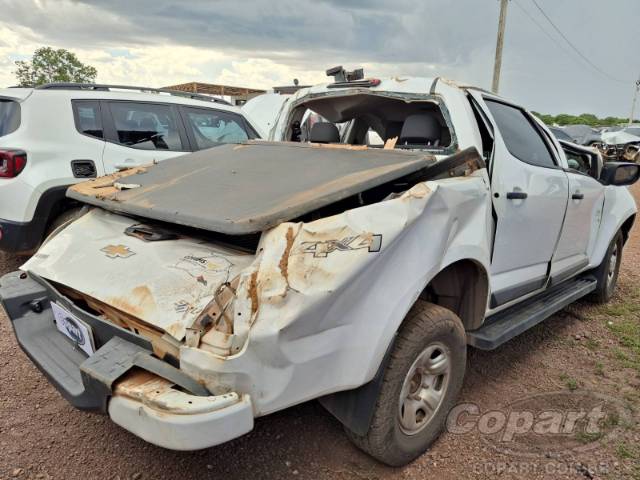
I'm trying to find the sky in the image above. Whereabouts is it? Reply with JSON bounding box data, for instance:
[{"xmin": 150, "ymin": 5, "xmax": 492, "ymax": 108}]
[{"xmin": 0, "ymin": 0, "xmax": 637, "ymax": 118}]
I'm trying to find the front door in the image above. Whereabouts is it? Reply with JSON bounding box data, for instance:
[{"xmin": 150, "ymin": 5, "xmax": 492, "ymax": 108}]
[
  {"xmin": 470, "ymin": 93, "xmax": 569, "ymax": 307},
  {"xmin": 551, "ymin": 167, "xmax": 604, "ymax": 283}
]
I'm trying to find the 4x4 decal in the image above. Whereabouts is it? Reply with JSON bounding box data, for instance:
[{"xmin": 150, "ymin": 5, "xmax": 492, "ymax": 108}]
[{"xmin": 299, "ymin": 234, "xmax": 382, "ymax": 258}]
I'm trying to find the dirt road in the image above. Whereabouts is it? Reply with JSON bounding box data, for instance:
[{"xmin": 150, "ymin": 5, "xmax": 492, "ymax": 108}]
[{"xmin": 1, "ymin": 186, "xmax": 639, "ymax": 480}]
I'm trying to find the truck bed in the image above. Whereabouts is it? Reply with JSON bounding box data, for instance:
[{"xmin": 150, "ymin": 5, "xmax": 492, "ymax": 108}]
[{"xmin": 67, "ymin": 141, "xmax": 436, "ymax": 234}]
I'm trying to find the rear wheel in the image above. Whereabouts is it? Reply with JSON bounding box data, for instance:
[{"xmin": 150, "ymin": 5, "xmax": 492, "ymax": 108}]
[
  {"xmin": 345, "ymin": 301, "xmax": 466, "ymax": 466},
  {"xmin": 590, "ymin": 231, "xmax": 623, "ymax": 304}
]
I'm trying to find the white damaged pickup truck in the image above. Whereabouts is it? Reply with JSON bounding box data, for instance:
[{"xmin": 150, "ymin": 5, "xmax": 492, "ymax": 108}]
[{"xmin": 1, "ymin": 71, "xmax": 639, "ymax": 466}]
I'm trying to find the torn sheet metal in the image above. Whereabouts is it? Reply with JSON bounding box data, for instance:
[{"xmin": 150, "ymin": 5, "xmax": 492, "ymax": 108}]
[
  {"xmin": 180, "ymin": 173, "xmax": 492, "ymax": 414},
  {"xmin": 22, "ymin": 209, "xmax": 254, "ymax": 341},
  {"xmin": 229, "ymin": 181, "xmax": 437, "ymax": 352},
  {"xmin": 66, "ymin": 141, "xmax": 436, "ymax": 235}
]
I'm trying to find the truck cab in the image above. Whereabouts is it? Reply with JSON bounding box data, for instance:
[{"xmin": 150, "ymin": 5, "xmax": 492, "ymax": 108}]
[{"xmin": 246, "ymin": 69, "xmax": 636, "ymax": 315}]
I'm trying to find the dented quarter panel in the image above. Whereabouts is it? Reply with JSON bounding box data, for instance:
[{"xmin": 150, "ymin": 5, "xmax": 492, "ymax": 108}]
[
  {"xmin": 179, "ymin": 170, "xmax": 492, "ymax": 416},
  {"xmin": 21, "ymin": 209, "xmax": 255, "ymax": 341}
]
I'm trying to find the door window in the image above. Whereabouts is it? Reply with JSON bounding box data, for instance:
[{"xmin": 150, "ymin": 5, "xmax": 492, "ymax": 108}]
[
  {"xmin": 0, "ymin": 100, "xmax": 20, "ymax": 137},
  {"xmin": 72, "ymin": 100, "xmax": 103, "ymax": 139},
  {"xmin": 107, "ymin": 102, "xmax": 184, "ymax": 151},
  {"xmin": 182, "ymin": 107, "xmax": 252, "ymax": 150},
  {"xmin": 485, "ymin": 99, "xmax": 556, "ymax": 168}
]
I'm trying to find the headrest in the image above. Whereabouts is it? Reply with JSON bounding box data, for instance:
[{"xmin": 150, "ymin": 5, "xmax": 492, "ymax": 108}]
[
  {"xmin": 398, "ymin": 114, "xmax": 441, "ymax": 145},
  {"xmin": 309, "ymin": 122, "xmax": 340, "ymax": 144}
]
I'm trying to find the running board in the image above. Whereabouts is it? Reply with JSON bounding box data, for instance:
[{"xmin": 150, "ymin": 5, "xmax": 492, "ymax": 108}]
[{"xmin": 467, "ymin": 277, "xmax": 597, "ymax": 350}]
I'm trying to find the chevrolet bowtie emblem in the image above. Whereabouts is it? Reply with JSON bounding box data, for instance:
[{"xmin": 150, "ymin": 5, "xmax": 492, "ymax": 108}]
[{"xmin": 101, "ymin": 244, "xmax": 135, "ymax": 259}]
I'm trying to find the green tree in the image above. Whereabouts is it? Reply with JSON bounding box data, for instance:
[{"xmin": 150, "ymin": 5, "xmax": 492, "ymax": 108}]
[
  {"xmin": 14, "ymin": 47, "xmax": 97, "ymax": 87},
  {"xmin": 577, "ymin": 113, "xmax": 598, "ymax": 126}
]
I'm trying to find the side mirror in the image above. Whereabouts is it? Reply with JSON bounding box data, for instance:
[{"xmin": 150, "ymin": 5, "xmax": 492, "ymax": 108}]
[{"xmin": 599, "ymin": 162, "xmax": 640, "ymax": 186}]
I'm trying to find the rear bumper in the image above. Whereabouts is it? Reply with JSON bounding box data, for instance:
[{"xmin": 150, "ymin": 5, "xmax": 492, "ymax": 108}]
[
  {"xmin": 0, "ymin": 271, "xmax": 255, "ymax": 449},
  {"xmin": 109, "ymin": 374, "xmax": 254, "ymax": 450},
  {"xmin": 0, "ymin": 184, "xmax": 73, "ymax": 254},
  {"xmin": 0, "ymin": 217, "xmax": 42, "ymax": 254}
]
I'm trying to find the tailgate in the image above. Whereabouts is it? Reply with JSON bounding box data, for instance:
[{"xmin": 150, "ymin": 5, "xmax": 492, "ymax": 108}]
[{"xmin": 21, "ymin": 208, "xmax": 255, "ymax": 341}]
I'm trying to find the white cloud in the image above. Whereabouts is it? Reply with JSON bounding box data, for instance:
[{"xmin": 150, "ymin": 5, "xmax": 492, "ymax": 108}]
[
  {"xmin": 214, "ymin": 58, "xmax": 327, "ymax": 89},
  {"xmin": 1, "ymin": 0, "xmax": 638, "ymax": 117}
]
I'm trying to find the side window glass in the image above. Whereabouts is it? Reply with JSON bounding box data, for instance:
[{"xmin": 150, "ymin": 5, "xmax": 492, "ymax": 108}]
[
  {"xmin": 107, "ymin": 102, "xmax": 184, "ymax": 151},
  {"xmin": 485, "ymin": 99, "xmax": 556, "ymax": 168},
  {"xmin": 183, "ymin": 107, "xmax": 251, "ymax": 150},
  {"xmin": 73, "ymin": 100, "xmax": 103, "ymax": 139}
]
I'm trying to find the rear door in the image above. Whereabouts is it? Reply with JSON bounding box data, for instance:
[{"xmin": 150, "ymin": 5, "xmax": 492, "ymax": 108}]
[
  {"xmin": 70, "ymin": 100, "xmax": 107, "ymax": 177},
  {"xmin": 468, "ymin": 92, "xmax": 569, "ymax": 307},
  {"xmin": 101, "ymin": 101, "xmax": 190, "ymax": 173}
]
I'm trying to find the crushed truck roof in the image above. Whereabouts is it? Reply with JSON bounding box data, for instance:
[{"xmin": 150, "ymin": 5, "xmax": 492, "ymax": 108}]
[{"xmin": 67, "ymin": 141, "xmax": 437, "ymax": 234}]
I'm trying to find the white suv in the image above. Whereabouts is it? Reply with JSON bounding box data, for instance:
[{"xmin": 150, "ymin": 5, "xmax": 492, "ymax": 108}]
[{"xmin": 0, "ymin": 83, "xmax": 261, "ymax": 254}]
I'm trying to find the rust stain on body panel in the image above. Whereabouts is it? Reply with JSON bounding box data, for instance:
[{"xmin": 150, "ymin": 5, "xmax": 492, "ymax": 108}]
[{"xmin": 279, "ymin": 227, "xmax": 295, "ymax": 284}]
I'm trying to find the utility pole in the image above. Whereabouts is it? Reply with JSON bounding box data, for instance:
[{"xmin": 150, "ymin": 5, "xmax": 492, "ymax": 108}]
[
  {"xmin": 492, "ymin": 0, "xmax": 509, "ymax": 94},
  {"xmin": 629, "ymin": 75, "xmax": 640, "ymax": 126}
]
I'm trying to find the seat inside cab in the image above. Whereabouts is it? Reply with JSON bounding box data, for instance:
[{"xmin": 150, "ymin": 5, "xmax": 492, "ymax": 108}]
[{"xmin": 285, "ymin": 92, "xmax": 453, "ymax": 150}]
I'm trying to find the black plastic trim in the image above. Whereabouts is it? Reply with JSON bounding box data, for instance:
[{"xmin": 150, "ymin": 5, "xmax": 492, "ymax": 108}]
[
  {"xmin": 319, "ymin": 333, "xmax": 397, "ymax": 436},
  {"xmin": 469, "ymin": 277, "xmax": 597, "ymax": 350},
  {"xmin": 490, "ymin": 274, "xmax": 547, "ymax": 308},
  {"xmin": 70, "ymin": 159, "xmax": 97, "ymax": 178},
  {"xmin": 550, "ymin": 258, "xmax": 589, "ymax": 286},
  {"xmin": 0, "ymin": 271, "xmax": 209, "ymax": 412},
  {"xmin": 0, "ymin": 185, "xmax": 72, "ymax": 253}
]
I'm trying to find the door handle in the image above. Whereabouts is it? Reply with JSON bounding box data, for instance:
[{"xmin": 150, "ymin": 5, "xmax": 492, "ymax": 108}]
[
  {"xmin": 506, "ymin": 191, "xmax": 528, "ymax": 200},
  {"xmin": 572, "ymin": 192, "xmax": 584, "ymax": 200}
]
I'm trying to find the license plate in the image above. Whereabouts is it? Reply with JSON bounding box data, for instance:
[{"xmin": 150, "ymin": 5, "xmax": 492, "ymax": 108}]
[{"xmin": 51, "ymin": 302, "xmax": 96, "ymax": 356}]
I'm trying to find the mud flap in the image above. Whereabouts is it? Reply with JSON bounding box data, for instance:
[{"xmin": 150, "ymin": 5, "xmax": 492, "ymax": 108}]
[{"xmin": 319, "ymin": 334, "xmax": 396, "ymax": 436}]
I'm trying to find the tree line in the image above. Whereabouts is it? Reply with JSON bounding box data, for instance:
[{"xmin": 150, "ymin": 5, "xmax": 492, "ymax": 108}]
[
  {"xmin": 532, "ymin": 112, "xmax": 636, "ymax": 127},
  {"xmin": 9, "ymin": 47, "xmax": 639, "ymax": 128}
]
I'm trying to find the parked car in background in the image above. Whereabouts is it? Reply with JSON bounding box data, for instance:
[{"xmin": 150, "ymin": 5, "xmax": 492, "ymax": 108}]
[
  {"xmin": 562, "ymin": 124, "xmax": 602, "ymax": 146},
  {"xmin": 2, "ymin": 68, "xmax": 638, "ymax": 467},
  {"xmin": 0, "ymin": 83, "xmax": 260, "ymax": 254},
  {"xmin": 547, "ymin": 125, "xmax": 573, "ymax": 142}
]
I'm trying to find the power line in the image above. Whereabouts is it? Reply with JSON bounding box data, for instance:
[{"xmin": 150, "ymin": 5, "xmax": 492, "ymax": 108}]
[
  {"xmin": 529, "ymin": 0, "xmax": 631, "ymax": 84},
  {"xmin": 512, "ymin": 0, "xmax": 577, "ymax": 63}
]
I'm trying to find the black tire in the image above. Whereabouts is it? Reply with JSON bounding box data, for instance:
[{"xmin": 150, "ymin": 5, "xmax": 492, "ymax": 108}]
[
  {"xmin": 345, "ymin": 301, "xmax": 466, "ymax": 466},
  {"xmin": 589, "ymin": 231, "xmax": 623, "ymax": 304}
]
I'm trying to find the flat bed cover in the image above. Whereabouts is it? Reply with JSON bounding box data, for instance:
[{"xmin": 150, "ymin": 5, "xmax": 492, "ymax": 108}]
[{"xmin": 68, "ymin": 141, "xmax": 436, "ymax": 234}]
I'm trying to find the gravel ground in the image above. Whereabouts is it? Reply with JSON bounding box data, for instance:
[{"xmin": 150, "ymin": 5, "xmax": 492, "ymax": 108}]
[{"xmin": 1, "ymin": 185, "xmax": 639, "ymax": 480}]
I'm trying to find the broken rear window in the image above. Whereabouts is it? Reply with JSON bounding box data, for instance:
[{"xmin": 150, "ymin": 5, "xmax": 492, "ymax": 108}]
[{"xmin": 284, "ymin": 92, "xmax": 456, "ymax": 153}]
